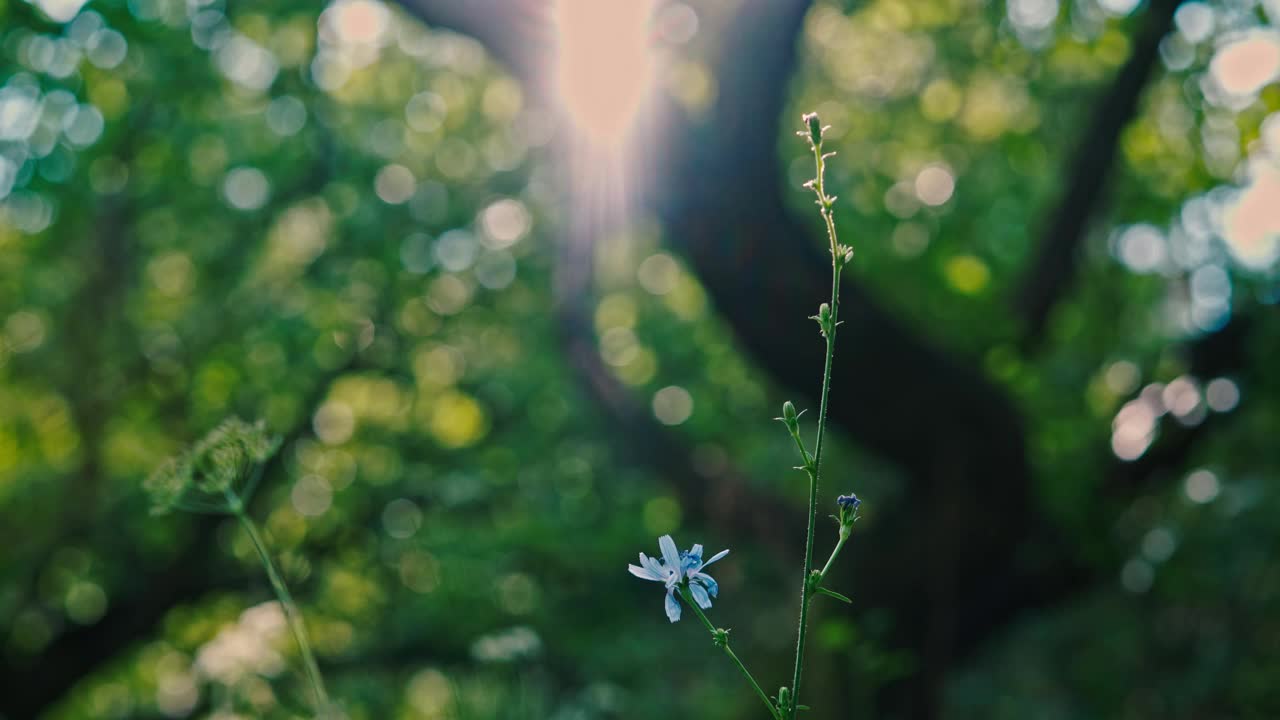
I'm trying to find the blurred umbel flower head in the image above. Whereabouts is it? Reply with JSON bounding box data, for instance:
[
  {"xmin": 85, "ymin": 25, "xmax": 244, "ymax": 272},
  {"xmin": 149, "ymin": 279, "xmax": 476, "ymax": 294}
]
[{"xmin": 145, "ymin": 418, "xmax": 281, "ymax": 515}]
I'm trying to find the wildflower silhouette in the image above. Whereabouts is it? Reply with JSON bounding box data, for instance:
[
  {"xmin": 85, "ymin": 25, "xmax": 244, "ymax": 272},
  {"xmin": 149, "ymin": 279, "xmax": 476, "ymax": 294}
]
[
  {"xmin": 146, "ymin": 418, "xmax": 336, "ymax": 718},
  {"xmin": 627, "ymin": 112, "xmax": 864, "ymax": 720}
]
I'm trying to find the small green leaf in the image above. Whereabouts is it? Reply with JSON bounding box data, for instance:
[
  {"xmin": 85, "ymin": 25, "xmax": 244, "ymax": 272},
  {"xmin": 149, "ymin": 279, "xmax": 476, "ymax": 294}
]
[{"xmin": 816, "ymin": 586, "xmax": 852, "ymax": 604}]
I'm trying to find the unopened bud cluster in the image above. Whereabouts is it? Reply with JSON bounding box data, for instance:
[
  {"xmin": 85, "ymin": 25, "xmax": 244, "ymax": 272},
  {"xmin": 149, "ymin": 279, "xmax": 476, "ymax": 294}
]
[
  {"xmin": 836, "ymin": 493, "xmax": 862, "ymax": 537},
  {"xmin": 798, "ymin": 112, "xmax": 853, "ymax": 277},
  {"xmin": 782, "ymin": 400, "xmax": 799, "ymax": 430},
  {"xmin": 811, "ymin": 303, "xmax": 835, "ymax": 338},
  {"xmin": 712, "ymin": 627, "xmax": 730, "ymax": 648},
  {"xmin": 803, "ymin": 112, "xmax": 822, "ymax": 146},
  {"xmin": 776, "ymin": 686, "xmax": 793, "ymax": 716}
]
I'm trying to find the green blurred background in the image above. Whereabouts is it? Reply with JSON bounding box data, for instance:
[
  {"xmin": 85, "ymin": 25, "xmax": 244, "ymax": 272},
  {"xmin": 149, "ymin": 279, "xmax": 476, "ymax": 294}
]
[{"xmin": 2, "ymin": 0, "xmax": 1279, "ymax": 717}]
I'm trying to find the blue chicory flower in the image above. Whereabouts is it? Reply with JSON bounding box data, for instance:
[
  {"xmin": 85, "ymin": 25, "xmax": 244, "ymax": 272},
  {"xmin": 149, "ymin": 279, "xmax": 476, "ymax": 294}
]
[
  {"xmin": 628, "ymin": 535, "xmax": 729, "ymax": 623},
  {"xmin": 837, "ymin": 493, "xmax": 861, "ymax": 509}
]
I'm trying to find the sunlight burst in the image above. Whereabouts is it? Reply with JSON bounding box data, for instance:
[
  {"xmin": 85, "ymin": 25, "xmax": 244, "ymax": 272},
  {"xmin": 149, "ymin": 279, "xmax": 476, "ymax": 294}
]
[{"xmin": 553, "ymin": 0, "xmax": 656, "ymax": 149}]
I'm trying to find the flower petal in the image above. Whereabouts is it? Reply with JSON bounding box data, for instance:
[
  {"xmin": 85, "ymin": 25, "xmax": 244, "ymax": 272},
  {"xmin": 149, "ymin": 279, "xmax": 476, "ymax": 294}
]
[
  {"xmin": 665, "ymin": 588, "xmax": 682, "ymax": 623},
  {"xmin": 698, "ymin": 548, "xmax": 730, "ymax": 571},
  {"xmin": 629, "ymin": 564, "xmax": 663, "ymax": 581},
  {"xmin": 658, "ymin": 535, "xmax": 681, "ymax": 572},
  {"xmin": 681, "ymin": 544, "xmax": 703, "ymax": 573},
  {"xmin": 640, "ymin": 552, "xmax": 665, "ymax": 577},
  {"xmin": 695, "ymin": 572, "xmax": 719, "ymax": 598},
  {"xmin": 690, "ymin": 582, "xmax": 712, "ymax": 609}
]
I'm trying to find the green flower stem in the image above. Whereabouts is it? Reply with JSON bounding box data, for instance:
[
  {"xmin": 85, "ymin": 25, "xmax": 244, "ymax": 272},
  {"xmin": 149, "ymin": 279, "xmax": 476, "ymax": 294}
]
[
  {"xmin": 226, "ymin": 491, "xmax": 331, "ymax": 717},
  {"xmin": 680, "ymin": 586, "xmax": 782, "ymax": 720},
  {"xmin": 789, "ymin": 125, "xmax": 845, "ymax": 720},
  {"xmin": 818, "ymin": 532, "xmax": 850, "ymax": 584},
  {"xmin": 789, "ymin": 431, "xmax": 814, "ymax": 471}
]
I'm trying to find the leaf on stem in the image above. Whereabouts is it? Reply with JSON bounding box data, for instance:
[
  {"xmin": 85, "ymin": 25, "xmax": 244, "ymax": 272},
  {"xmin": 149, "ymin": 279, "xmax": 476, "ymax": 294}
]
[{"xmin": 815, "ymin": 586, "xmax": 852, "ymax": 604}]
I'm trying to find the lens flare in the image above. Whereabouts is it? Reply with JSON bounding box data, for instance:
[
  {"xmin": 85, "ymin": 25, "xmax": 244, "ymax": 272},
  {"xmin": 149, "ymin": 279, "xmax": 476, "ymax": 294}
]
[{"xmin": 553, "ymin": 0, "xmax": 656, "ymax": 149}]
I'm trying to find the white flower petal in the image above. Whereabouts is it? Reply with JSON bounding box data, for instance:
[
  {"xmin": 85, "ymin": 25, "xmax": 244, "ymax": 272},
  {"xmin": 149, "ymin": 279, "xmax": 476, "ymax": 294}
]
[
  {"xmin": 658, "ymin": 535, "xmax": 681, "ymax": 572},
  {"xmin": 641, "ymin": 552, "xmax": 665, "ymax": 577},
  {"xmin": 628, "ymin": 564, "xmax": 663, "ymax": 581},
  {"xmin": 690, "ymin": 582, "xmax": 712, "ymax": 609},
  {"xmin": 698, "ymin": 548, "xmax": 730, "ymax": 571},
  {"xmin": 665, "ymin": 589, "xmax": 682, "ymax": 622}
]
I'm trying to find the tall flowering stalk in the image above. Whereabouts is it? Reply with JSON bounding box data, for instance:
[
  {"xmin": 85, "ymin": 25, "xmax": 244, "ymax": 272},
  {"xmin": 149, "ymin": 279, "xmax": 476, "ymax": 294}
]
[
  {"xmin": 783, "ymin": 110, "xmax": 859, "ymax": 720},
  {"xmin": 627, "ymin": 112, "xmax": 862, "ymax": 719},
  {"xmin": 146, "ymin": 418, "xmax": 335, "ymax": 718}
]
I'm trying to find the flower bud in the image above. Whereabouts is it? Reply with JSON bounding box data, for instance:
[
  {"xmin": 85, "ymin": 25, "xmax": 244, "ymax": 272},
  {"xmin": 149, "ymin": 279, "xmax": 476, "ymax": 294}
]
[
  {"xmin": 806, "ymin": 569, "xmax": 823, "ymax": 593},
  {"xmin": 782, "ymin": 401, "xmax": 798, "ymax": 429},
  {"xmin": 838, "ymin": 244, "xmax": 855, "ymax": 266},
  {"xmin": 811, "ymin": 302, "xmax": 835, "ymax": 337},
  {"xmin": 802, "ymin": 112, "xmax": 822, "ymax": 146},
  {"xmin": 837, "ymin": 493, "xmax": 862, "ymax": 532},
  {"xmin": 777, "ymin": 686, "xmax": 792, "ymax": 714},
  {"xmin": 712, "ymin": 627, "xmax": 730, "ymax": 648}
]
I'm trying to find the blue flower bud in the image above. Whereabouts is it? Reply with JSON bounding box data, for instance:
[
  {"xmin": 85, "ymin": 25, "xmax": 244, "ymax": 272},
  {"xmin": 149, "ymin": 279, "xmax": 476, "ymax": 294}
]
[{"xmin": 836, "ymin": 493, "xmax": 862, "ymax": 533}]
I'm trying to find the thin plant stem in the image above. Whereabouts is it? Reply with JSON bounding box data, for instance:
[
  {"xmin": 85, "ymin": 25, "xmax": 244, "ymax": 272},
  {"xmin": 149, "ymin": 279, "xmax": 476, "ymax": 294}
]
[
  {"xmin": 789, "ymin": 432, "xmax": 814, "ymax": 468},
  {"xmin": 723, "ymin": 643, "xmax": 780, "ymax": 720},
  {"xmin": 818, "ymin": 533, "xmax": 849, "ymax": 583},
  {"xmin": 789, "ymin": 125, "xmax": 845, "ymax": 720},
  {"xmin": 227, "ymin": 491, "xmax": 331, "ymax": 717},
  {"xmin": 680, "ymin": 586, "xmax": 782, "ymax": 720}
]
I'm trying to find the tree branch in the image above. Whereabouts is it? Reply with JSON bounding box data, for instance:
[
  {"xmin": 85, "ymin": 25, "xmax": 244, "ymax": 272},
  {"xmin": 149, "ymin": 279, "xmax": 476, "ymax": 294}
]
[{"xmin": 1014, "ymin": 0, "xmax": 1181, "ymax": 345}]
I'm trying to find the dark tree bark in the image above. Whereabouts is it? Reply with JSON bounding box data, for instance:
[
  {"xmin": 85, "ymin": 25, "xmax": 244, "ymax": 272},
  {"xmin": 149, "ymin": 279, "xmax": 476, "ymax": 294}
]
[{"xmin": 1014, "ymin": 0, "xmax": 1183, "ymax": 345}]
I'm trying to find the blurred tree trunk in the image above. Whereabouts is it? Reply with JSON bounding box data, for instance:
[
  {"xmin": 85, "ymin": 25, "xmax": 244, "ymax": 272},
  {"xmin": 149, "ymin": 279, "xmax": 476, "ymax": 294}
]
[
  {"xmin": 398, "ymin": 0, "xmax": 1187, "ymax": 715},
  {"xmin": 0, "ymin": 1, "xmax": 1205, "ymax": 716}
]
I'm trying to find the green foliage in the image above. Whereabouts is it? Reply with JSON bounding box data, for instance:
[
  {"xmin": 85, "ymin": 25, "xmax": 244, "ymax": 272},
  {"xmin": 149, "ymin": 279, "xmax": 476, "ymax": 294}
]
[{"xmin": 1, "ymin": 0, "xmax": 1278, "ymax": 718}]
